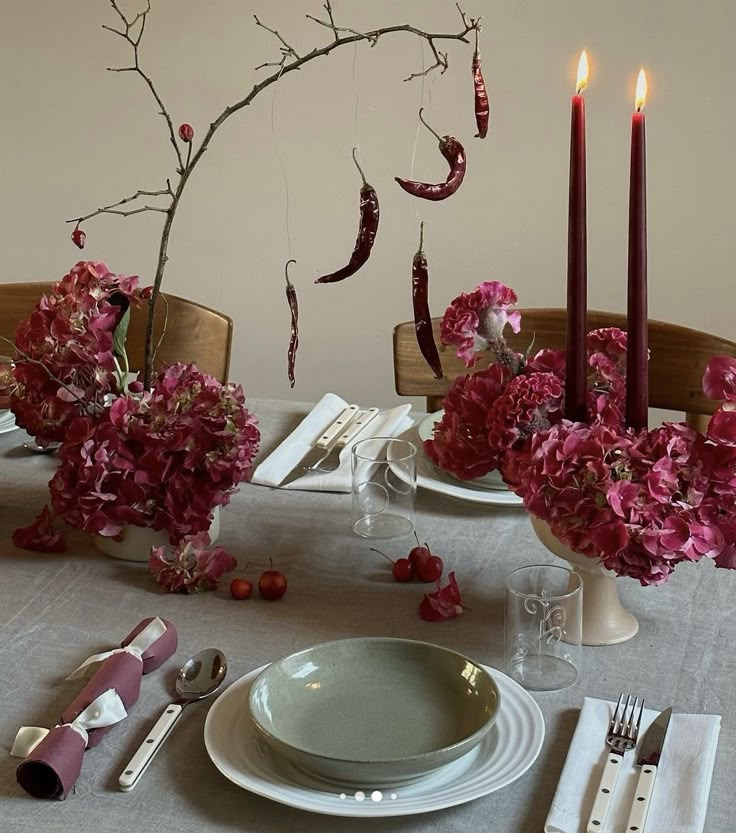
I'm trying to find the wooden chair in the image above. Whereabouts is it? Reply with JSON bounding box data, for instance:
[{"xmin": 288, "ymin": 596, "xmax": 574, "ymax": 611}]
[
  {"xmin": 393, "ymin": 309, "xmax": 736, "ymax": 430},
  {"xmin": 0, "ymin": 282, "xmax": 232, "ymax": 382}
]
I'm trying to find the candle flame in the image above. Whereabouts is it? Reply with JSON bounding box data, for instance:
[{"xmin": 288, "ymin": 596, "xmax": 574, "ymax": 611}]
[
  {"xmin": 635, "ymin": 68, "xmax": 647, "ymax": 111},
  {"xmin": 576, "ymin": 50, "xmax": 589, "ymax": 94}
]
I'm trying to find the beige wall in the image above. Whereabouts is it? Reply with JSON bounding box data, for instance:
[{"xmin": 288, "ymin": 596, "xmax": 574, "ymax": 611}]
[{"xmin": 2, "ymin": 0, "xmax": 734, "ymax": 408}]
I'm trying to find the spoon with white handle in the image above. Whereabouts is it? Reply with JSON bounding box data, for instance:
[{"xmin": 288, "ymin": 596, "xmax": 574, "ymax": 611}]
[{"xmin": 119, "ymin": 648, "xmax": 227, "ymax": 791}]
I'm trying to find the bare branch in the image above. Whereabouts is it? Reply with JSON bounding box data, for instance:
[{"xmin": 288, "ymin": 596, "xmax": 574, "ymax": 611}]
[
  {"xmin": 253, "ymin": 14, "xmax": 301, "ymax": 63},
  {"xmin": 0, "ymin": 336, "xmax": 89, "ymax": 410},
  {"xmin": 66, "ymin": 188, "xmax": 173, "ymax": 225},
  {"xmin": 104, "ymin": 1, "xmax": 184, "ymax": 171}
]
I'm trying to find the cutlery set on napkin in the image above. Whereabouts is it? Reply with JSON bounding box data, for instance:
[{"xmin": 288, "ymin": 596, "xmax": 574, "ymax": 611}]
[
  {"xmin": 252, "ymin": 393, "xmax": 413, "ymax": 492},
  {"xmin": 545, "ymin": 696, "xmax": 721, "ymax": 833}
]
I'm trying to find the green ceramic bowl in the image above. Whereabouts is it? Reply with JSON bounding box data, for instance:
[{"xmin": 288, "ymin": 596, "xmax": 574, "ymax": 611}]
[{"xmin": 248, "ymin": 637, "xmax": 500, "ymax": 787}]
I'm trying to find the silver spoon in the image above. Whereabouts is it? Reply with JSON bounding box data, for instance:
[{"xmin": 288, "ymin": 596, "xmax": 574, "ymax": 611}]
[
  {"xmin": 23, "ymin": 441, "xmax": 61, "ymax": 454},
  {"xmin": 118, "ymin": 648, "xmax": 228, "ymax": 791}
]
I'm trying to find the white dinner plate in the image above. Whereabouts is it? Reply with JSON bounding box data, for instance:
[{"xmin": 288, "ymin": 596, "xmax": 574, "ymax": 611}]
[
  {"xmin": 204, "ymin": 663, "xmax": 544, "ymax": 818},
  {"xmin": 403, "ymin": 414, "xmax": 524, "ymax": 507}
]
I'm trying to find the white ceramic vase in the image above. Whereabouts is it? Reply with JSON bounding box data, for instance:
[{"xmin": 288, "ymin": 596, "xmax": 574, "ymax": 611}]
[
  {"xmin": 93, "ymin": 506, "xmax": 221, "ymax": 563},
  {"xmin": 530, "ymin": 515, "xmax": 639, "ymax": 646}
]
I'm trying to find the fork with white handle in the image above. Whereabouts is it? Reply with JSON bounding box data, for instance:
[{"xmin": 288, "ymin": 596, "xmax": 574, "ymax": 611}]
[
  {"xmin": 316, "ymin": 408, "xmax": 380, "ymax": 472},
  {"xmin": 587, "ymin": 693, "xmax": 644, "ymax": 833}
]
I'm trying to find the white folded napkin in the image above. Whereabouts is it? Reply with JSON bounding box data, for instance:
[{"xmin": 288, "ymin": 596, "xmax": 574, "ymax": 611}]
[
  {"xmin": 251, "ymin": 393, "xmax": 414, "ymax": 492},
  {"xmin": 545, "ymin": 696, "xmax": 721, "ymax": 833}
]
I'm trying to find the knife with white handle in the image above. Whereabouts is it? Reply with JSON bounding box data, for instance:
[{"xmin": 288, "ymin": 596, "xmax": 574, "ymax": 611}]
[
  {"xmin": 625, "ymin": 707, "xmax": 672, "ymax": 833},
  {"xmin": 317, "ymin": 407, "xmax": 380, "ymax": 471},
  {"xmin": 278, "ymin": 405, "xmax": 360, "ymax": 486}
]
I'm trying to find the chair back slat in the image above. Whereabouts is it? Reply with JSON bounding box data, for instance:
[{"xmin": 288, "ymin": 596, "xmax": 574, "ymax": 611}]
[
  {"xmin": 394, "ymin": 308, "xmax": 736, "ymax": 417},
  {"xmin": 0, "ymin": 281, "xmax": 232, "ymax": 382}
]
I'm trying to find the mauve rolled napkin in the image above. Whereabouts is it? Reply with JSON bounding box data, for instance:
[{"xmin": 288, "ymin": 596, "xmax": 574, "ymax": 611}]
[{"xmin": 12, "ymin": 616, "xmax": 177, "ymax": 799}]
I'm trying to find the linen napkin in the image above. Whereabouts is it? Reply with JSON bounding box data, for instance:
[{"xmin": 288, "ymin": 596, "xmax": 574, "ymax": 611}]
[
  {"xmin": 545, "ymin": 696, "xmax": 721, "ymax": 833},
  {"xmin": 252, "ymin": 393, "xmax": 414, "ymax": 491}
]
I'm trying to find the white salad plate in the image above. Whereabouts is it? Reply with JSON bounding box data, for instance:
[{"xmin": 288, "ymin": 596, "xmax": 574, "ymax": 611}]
[
  {"xmin": 204, "ymin": 663, "xmax": 544, "ymax": 818},
  {"xmin": 406, "ymin": 411, "xmax": 523, "ymax": 507}
]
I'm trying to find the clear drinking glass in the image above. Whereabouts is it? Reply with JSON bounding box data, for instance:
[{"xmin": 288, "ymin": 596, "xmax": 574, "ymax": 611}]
[
  {"xmin": 504, "ymin": 564, "xmax": 583, "ymax": 691},
  {"xmin": 351, "ymin": 437, "xmax": 416, "ymax": 539}
]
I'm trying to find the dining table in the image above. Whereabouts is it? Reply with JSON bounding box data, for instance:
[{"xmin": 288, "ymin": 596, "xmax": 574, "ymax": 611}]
[{"xmin": 0, "ymin": 397, "xmax": 732, "ymax": 833}]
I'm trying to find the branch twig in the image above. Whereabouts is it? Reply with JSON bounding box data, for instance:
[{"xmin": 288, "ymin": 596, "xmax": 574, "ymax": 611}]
[
  {"xmin": 66, "ymin": 188, "xmax": 173, "ymax": 225},
  {"xmin": 104, "ymin": 1, "xmax": 184, "ymax": 171}
]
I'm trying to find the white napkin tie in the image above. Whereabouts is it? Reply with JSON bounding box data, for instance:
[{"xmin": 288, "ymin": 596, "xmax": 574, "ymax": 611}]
[
  {"xmin": 66, "ymin": 616, "xmax": 167, "ymax": 680},
  {"xmin": 11, "ymin": 688, "xmax": 128, "ymax": 757}
]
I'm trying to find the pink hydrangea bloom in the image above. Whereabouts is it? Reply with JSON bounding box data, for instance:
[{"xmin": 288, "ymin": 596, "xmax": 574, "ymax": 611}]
[
  {"xmin": 8, "ymin": 261, "xmax": 142, "ymax": 445},
  {"xmin": 49, "ymin": 363, "xmax": 260, "ymax": 543},
  {"xmin": 424, "ymin": 363, "xmax": 510, "ymax": 480},
  {"xmin": 149, "ymin": 532, "xmax": 236, "ymax": 593},
  {"xmin": 440, "ymin": 281, "xmax": 521, "ymax": 367}
]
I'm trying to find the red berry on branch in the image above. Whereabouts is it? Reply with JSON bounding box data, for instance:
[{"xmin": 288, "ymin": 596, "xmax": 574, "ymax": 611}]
[
  {"xmin": 178, "ymin": 123, "xmax": 194, "ymax": 143},
  {"xmin": 71, "ymin": 228, "xmax": 86, "ymax": 249}
]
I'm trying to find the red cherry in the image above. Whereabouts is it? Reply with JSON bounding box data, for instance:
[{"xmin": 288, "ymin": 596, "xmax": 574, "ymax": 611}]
[
  {"xmin": 392, "ymin": 558, "xmax": 414, "ymax": 582},
  {"xmin": 178, "ymin": 123, "xmax": 194, "ymax": 143},
  {"xmin": 230, "ymin": 578, "xmax": 253, "ymax": 600},
  {"xmin": 408, "ymin": 532, "xmax": 430, "ymax": 568},
  {"xmin": 71, "ymin": 228, "xmax": 86, "ymax": 249},
  {"xmin": 416, "ymin": 554, "xmax": 444, "ymax": 583},
  {"xmin": 370, "ymin": 548, "xmax": 414, "ymax": 582},
  {"xmin": 258, "ymin": 559, "xmax": 287, "ymax": 600}
]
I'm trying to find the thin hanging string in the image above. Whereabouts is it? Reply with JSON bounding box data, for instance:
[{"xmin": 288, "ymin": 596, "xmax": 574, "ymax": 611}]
[
  {"xmin": 271, "ymin": 62, "xmax": 293, "ymax": 259},
  {"xmin": 352, "ymin": 42, "xmax": 361, "ymax": 161},
  {"xmin": 409, "ymin": 40, "xmax": 431, "ymax": 226}
]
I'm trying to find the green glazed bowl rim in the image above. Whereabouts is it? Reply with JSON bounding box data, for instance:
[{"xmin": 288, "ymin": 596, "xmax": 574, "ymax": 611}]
[{"xmin": 247, "ymin": 636, "xmax": 501, "ymax": 765}]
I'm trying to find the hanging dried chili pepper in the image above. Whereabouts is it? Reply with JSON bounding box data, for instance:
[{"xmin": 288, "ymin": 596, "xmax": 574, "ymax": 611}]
[
  {"xmin": 284, "ymin": 259, "xmax": 299, "ymax": 388},
  {"xmin": 412, "ymin": 222, "xmax": 443, "ymax": 380},
  {"xmin": 472, "ymin": 30, "xmax": 490, "ymax": 139},
  {"xmin": 315, "ymin": 148, "xmax": 380, "ymax": 284},
  {"xmin": 395, "ymin": 110, "xmax": 466, "ymax": 202}
]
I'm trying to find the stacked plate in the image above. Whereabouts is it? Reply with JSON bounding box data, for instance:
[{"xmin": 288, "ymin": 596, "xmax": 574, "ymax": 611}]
[
  {"xmin": 0, "ymin": 409, "xmax": 17, "ymax": 434},
  {"xmin": 204, "ymin": 638, "xmax": 545, "ymax": 817}
]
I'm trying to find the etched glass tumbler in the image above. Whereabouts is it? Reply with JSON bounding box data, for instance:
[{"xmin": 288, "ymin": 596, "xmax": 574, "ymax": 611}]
[
  {"xmin": 351, "ymin": 437, "xmax": 416, "ymax": 539},
  {"xmin": 504, "ymin": 564, "xmax": 583, "ymax": 691}
]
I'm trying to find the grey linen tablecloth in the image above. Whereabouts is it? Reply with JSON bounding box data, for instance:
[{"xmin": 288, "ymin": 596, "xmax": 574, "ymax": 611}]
[{"xmin": 0, "ymin": 398, "xmax": 731, "ymax": 833}]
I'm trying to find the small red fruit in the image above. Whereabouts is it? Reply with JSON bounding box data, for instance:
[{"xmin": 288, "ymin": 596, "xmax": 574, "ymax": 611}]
[
  {"xmin": 71, "ymin": 227, "xmax": 86, "ymax": 249},
  {"xmin": 259, "ymin": 559, "xmax": 287, "ymax": 600},
  {"xmin": 408, "ymin": 532, "xmax": 430, "ymax": 568},
  {"xmin": 178, "ymin": 123, "xmax": 194, "ymax": 143},
  {"xmin": 416, "ymin": 554, "xmax": 444, "ymax": 583},
  {"xmin": 392, "ymin": 557, "xmax": 414, "ymax": 582},
  {"xmin": 370, "ymin": 548, "xmax": 414, "ymax": 582},
  {"xmin": 230, "ymin": 578, "xmax": 253, "ymax": 600}
]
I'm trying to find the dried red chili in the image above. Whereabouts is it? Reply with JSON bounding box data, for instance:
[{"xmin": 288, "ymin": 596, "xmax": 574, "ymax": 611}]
[
  {"xmin": 412, "ymin": 222, "xmax": 443, "ymax": 380},
  {"xmin": 284, "ymin": 259, "xmax": 299, "ymax": 388},
  {"xmin": 472, "ymin": 31, "xmax": 489, "ymax": 139},
  {"xmin": 395, "ymin": 110, "xmax": 466, "ymax": 202},
  {"xmin": 315, "ymin": 148, "xmax": 380, "ymax": 284}
]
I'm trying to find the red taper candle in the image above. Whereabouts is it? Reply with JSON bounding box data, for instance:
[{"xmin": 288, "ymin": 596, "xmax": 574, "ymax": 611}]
[
  {"xmin": 626, "ymin": 69, "xmax": 648, "ymax": 430},
  {"xmin": 565, "ymin": 51, "xmax": 589, "ymax": 422}
]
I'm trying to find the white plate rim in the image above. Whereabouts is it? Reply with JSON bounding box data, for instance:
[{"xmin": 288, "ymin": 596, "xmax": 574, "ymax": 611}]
[
  {"xmin": 203, "ymin": 662, "xmax": 544, "ymax": 818},
  {"xmin": 406, "ymin": 414, "xmax": 524, "ymax": 507}
]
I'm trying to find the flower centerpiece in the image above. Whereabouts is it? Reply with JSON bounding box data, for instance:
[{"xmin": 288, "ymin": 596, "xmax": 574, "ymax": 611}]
[
  {"xmin": 1, "ymin": 261, "xmax": 260, "ymax": 592},
  {"xmin": 424, "ymin": 280, "xmax": 736, "ymax": 641}
]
